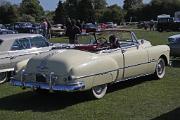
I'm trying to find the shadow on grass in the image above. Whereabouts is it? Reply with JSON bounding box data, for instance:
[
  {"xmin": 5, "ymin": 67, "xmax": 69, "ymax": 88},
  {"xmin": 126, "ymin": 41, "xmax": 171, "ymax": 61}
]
[
  {"xmin": 0, "ymin": 91, "xmax": 93, "ymax": 112},
  {"xmin": 171, "ymin": 59, "xmax": 180, "ymax": 68},
  {"xmin": 151, "ymin": 107, "xmax": 180, "ymax": 120},
  {"xmin": 0, "ymin": 75, "xmax": 156, "ymax": 112},
  {"xmin": 108, "ymin": 75, "xmax": 155, "ymax": 93}
]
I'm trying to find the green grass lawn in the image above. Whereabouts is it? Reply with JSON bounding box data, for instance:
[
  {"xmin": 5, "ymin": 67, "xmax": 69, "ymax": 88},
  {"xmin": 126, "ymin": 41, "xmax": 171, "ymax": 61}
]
[{"xmin": 0, "ymin": 30, "xmax": 180, "ymax": 120}]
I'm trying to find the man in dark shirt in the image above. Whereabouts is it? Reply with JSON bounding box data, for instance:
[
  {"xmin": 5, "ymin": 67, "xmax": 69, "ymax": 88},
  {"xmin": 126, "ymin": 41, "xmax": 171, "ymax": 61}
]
[
  {"xmin": 65, "ymin": 18, "xmax": 72, "ymax": 37},
  {"xmin": 76, "ymin": 19, "xmax": 82, "ymax": 32},
  {"xmin": 69, "ymin": 20, "xmax": 81, "ymax": 44},
  {"xmin": 109, "ymin": 35, "xmax": 120, "ymax": 49}
]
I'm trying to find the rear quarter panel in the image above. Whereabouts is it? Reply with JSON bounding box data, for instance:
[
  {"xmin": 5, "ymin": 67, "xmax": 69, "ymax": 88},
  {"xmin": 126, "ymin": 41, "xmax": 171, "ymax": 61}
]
[
  {"xmin": 71, "ymin": 57, "xmax": 119, "ymax": 90},
  {"xmin": 0, "ymin": 51, "xmax": 11, "ymax": 72},
  {"xmin": 71, "ymin": 51, "xmax": 124, "ymax": 90}
]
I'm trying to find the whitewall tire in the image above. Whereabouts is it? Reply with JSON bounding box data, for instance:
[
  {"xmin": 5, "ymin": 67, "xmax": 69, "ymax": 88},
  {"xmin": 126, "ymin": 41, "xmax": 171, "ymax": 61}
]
[
  {"xmin": 0, "ymin": 72, "xmax": 8, "ymax": 84},
  {"xmin": 154, "ymin": 58, "xmax": 165, "ymax": 79},
  {"xmin": 91, "ymin": 84, "xmax": 107, "ymax": 99}
]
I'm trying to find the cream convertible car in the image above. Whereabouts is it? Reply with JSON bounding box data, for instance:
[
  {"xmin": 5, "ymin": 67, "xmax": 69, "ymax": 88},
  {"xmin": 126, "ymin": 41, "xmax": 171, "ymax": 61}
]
[{"xmin": 11, "ymin": 30, "xmax": 170, "ymax": 99}]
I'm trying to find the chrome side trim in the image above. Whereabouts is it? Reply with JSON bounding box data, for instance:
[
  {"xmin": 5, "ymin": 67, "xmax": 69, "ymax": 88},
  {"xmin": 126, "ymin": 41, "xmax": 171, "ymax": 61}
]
[
  {"xmin": 73, "ymin": 61, "xmax": 157, "ymax": 80},
  {"xmin": 10, "ymin": 79, "xmax": 85, "ymax": 91},
  {"xmin": 114, "ymin": 72, "xmax": 154, "ymax": 83},
  {"xmin": 0, "ymin": 56, "xmax": 11, "ymax": 60},
  {"xmin": 124, "ymin": 61, "xmax": 156, "ymax": 69},
  {"xmin": 0, "ymin": 68, "xmax": 14, "ymax": 73}
]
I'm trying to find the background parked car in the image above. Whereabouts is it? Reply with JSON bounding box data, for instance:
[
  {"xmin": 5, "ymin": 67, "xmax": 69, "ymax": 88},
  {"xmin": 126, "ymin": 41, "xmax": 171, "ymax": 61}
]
[
  {"xmin": 168, "ymin": 34, "xmax": 180, "ymax": 57},
  {"xmin": 83, "ymin": 23, "xmax": 97, "ymax": 33},
  {"xmin": 51, "ymin": 24, "xmax": 65, "ymax": 37},
  {"xmin": 98, "ymin": 23, "xmax": 108, "ymax": 29},
  {"xmin": 0, "ymin": 34, "xmax": 53, "ymax": 84},
  {"xmin": 106, "ymin": 22, "xmax": 115, "ymax": 28},
  {"xmin": 10, "ymin": 22, "xmax": 42, "ymax": 34},
  {"xmin": 0, "ymin": 24, "xmax": 16, "ymax": 35}
]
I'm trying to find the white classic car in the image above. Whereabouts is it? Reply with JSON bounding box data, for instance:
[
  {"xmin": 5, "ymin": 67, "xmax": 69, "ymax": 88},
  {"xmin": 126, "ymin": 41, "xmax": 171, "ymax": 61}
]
[
  {"xmin": 0, "ymin": 34, "xmax": 53, "ymax": 84},
  {"xmin": 11, "ymin": 30, "xmax": 170, "ymax": 99}
]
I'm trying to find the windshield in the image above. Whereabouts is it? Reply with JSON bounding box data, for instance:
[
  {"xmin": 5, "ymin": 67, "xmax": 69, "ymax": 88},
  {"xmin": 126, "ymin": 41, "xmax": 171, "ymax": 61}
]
[
  {"xmin": 168, "ymin": 37, "xmax": 180, "ymax": 44},
  {"xmin": 76, "ymin": 31, "xmax": 137, "ymax": 45},
  {"xmin": 76, "ymin": 34, "xmax": 96, "ymax": 44},
  {"xmin": 158, "ymin": 18, "xmax": 173, "ymax": 23},
  {"xmin": 96, "ymin": 31, "xmax": 136, "ymax": 42},
  {"xmin": 30, "ymin": 36, "xmax": 49, "ymax": 48}
]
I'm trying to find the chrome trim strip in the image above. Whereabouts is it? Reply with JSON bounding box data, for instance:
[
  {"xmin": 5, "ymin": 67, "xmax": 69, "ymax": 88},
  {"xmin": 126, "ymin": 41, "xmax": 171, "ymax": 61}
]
[
  {"xmin": 114, "ymin": 72, "xmax": 153, "ymax": 83},
  {"xmin": 0, "ymin": 68, "xmax": 14, "ymax": 73},
  {"xmin": 124, "ymin": 61, "xmax": 156, "ymax": 69},
  {"xmin": 0, "ymin": 56, "xmax": 11, "ymax": 60},
  {"xmin": 73, "ymin": 61, "xmax": 157, "ymax": 80},
  {"xmin": 10, "ymin": 79, "xmax": 85, "ymax": 91}
]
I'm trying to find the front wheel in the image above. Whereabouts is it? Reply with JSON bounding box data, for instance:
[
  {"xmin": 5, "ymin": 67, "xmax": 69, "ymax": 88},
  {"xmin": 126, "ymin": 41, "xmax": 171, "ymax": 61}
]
[
  {"xmin": 153, "ymin": 58, "xmax": 166, "ymax": 79},
  {"xmin": 0, "ymin": 72, "xmax": 8, "ymax": 84},
  {"xmin": 91, "ymin": 84, "xmax": 107, "ymax": 99}
]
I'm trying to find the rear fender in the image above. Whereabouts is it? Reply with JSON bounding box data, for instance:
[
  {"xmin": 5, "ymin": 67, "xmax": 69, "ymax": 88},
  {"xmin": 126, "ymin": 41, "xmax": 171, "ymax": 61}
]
[{"xmin": 71, "ymin": 57, "xmax": 119, "ymax": 89}]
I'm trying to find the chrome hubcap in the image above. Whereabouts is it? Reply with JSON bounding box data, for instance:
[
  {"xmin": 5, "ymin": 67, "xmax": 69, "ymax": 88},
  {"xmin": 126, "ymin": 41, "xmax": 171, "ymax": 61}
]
[
  {"xmin": 157, "ymin": 60, "xmax": 165, "ymax": 76},
  {"xmin": 93, "ymin": 85, "xmax": 106, "ymax": 95},
  {"xmin": 0, "ymin": 72, "xmax": 7, "ymax": 83}
]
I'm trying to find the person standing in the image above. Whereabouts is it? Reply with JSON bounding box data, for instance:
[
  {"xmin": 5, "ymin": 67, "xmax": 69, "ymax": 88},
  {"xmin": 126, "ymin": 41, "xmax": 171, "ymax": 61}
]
[
  {"xmin": 65, "ymin": 17, "xmax": 72, "ymax": 37},
  {"xmin": 149, "ymin": 20, "xmax": 155, "ymax": 31},
  {"xmin": 46, "ymin": 19, "xmax": 52, "ymax": 39},
  {"xmin": 76, "ymin": 19, "xmax": 82, "ymax": 32},
  {"xmin": 41, "ymin": 18, "xmax": 48, "ymax": 38},
  {"xmin": 68, "ymin": 20, "xmax": 81, "ymax": 44}
]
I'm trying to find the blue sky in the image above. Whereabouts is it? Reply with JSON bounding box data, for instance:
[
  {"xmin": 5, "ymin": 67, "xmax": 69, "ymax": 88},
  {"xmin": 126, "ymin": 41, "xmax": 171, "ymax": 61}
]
[{"xmin": 8, "ymin": 0, "xmax": 151, "ymax": 11}]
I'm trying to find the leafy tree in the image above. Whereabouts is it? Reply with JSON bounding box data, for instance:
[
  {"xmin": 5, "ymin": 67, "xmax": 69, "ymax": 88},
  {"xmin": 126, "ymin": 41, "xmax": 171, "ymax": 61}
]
[
  {"xmin": 54, "ymin": 0, "xmax": 66, "ymax": 24},
  {"xmin": 123, "ymin": 0, "xmax": 143, "ymax": 10},
  {"xmin": 19, "ymin": 14, "xmax": 35, "ymax": 22},
  {"xmin": 77, "ymin": 0, "xmax": 95, "ymax": 22},
  {"xmin": 64, "ymin": 0, "xmax": 80, "ymax": 19},
  {"xmin": 100, "ymin": 5, "xmax": 124, "ymax": 24},
  {"xmin": 93, "ymin": 0, "xmax": 107, "ymax": 9},
  {"xmin": 62, "ymin": 0, "xmax": 107, "ymax": 22},
  {"xmin": 93, "ymin": 0, "xmax": 107, "ymax": 22},
  {"xmin": 45, "ymin": 11, "xmax": 55, "ymax": 24},
  {"xmin": 139, "ymin": 0, "xmax": 180, "ymax": 20},
  {"xmin": 0, "ymin": 1, "xmax": 19, "ymax": 24},
  {"xmin": 19, "ymin": 0, "xmax": 44, "ymax": 21}
]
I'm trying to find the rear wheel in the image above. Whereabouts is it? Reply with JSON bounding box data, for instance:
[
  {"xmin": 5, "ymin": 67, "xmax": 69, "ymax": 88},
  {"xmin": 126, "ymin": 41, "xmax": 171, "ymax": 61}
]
[
  {"xmin": 153, "ymin": 58, "xmax": 165, "ymax": 79},
  {"xmin": 91, "ymin": 84, "xmax": 107, "ymax": 99},
  {"xmin": 0, "ymin": 72, "xmax": 8, "ymax": 84}
]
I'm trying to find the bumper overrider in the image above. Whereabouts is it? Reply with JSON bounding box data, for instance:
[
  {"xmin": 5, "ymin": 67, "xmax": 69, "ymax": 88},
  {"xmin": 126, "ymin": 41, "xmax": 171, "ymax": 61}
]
[{"xmin": 10, "ymin": 70, "xmax": 85, "ymax": 92}]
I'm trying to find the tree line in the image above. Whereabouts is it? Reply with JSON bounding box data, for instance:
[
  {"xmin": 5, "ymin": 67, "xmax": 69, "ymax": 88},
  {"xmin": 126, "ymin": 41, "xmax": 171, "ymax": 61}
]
[{"xmin": 0, "ymin": 0, "xmax": 180, "ymax": 24}]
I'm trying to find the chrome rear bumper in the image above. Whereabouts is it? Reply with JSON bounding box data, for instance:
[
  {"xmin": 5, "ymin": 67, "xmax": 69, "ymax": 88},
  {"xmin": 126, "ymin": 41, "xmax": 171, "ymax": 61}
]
[{"xmin": 10, "ymin": 79, "xmax": 85, "ymax": 91}]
